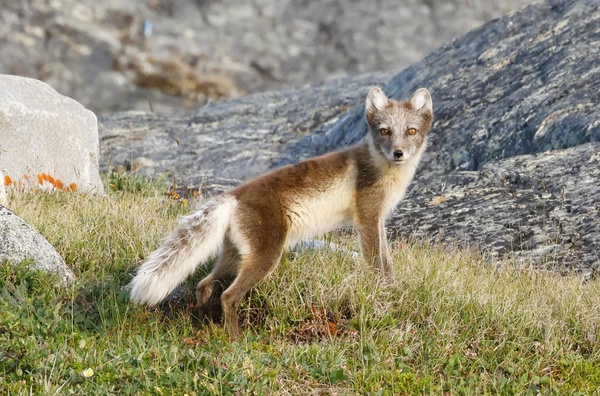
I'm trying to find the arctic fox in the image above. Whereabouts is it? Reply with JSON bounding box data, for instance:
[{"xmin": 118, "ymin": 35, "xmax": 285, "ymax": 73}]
[{"xmin": 129, "ymin": 87, "xmax": 433, "ymax": 336}]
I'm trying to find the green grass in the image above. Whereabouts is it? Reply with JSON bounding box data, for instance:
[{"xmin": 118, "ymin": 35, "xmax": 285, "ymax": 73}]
[{"xmin": 2, "ymin": 172, "xmax": 600, "ymax": 395}]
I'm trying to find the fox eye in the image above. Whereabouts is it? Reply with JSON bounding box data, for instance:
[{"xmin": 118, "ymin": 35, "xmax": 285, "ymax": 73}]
[
  {"xmin": 407, "ymin": 128, "xmax": 417, "ymax": 136},
  {"xmin": 379, "ymin": 128, "xmax": 390, "ymax": 136}
]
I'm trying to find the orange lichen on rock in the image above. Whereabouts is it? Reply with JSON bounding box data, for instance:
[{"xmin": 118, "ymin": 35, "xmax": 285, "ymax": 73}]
[{"xmin": 3, "ymin": 175, "xmax": 12, "ymax": 186}]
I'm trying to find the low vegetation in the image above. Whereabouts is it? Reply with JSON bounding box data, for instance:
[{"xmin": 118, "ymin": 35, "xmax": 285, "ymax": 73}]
[{"xmin": 2, "ymin": 172, "xmax": 599, "ymax": 395}]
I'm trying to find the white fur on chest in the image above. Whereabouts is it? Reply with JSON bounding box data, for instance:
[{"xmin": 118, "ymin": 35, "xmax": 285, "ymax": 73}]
[
  {"xmin": 380, "ymin": 162, "xmax": 418, "ymax": 218},
  {"xmin": 366, "ymin": 137, "xmax": 422, "ymax": 218},
  {"xmin": 285, "ymin": 173, "xmax": 355, "ymax": 248}
]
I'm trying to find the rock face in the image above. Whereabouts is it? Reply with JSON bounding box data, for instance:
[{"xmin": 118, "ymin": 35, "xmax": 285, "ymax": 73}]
[
  {"xmin": 0, "ymin": 205, "xmax": 74, "ymax": 283},
  {"xmin": 99, "ymin": 0, "xmax": 599, "ymax": 271},
  {"xmin": 0, "ymin": 75, "xmax": 104, "ymax": 195},
  {"xmin": 283, "ymin": 0, "xmax": 600, "ymax": 177},
  {"xmin": 99, "ymin": 71, "xmax": 394, "ymax": 181},
  {"xmin": 392, "ymin": 143, "xmax": 600, "ymax": 272},
  {"xmin": 0, "ymin": 0, "xmax": 533, "ymax": 114}
]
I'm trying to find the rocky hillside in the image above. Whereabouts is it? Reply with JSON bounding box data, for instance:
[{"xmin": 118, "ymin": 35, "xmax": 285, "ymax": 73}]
[
  {"xmin": 0, "ymin": 0, "xmax": 533, "ymax": 114},
  {"xmin": 99, "ymin": 0, "xmax": 600, "ymax": 272}
]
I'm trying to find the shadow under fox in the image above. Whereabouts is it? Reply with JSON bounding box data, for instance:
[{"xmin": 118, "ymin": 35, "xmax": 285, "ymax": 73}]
[{"xmin": 129, "ymin": 87, "xmax": 433, "ymax": 336}]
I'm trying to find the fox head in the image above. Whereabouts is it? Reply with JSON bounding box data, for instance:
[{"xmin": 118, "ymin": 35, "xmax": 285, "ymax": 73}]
[{"xmin": 365, "ymin": 87, "xmax": 433, "ymax": 166}]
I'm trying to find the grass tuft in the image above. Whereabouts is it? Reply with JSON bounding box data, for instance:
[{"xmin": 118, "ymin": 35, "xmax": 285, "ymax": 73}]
[{"xmin": 2, "ymin": 172, "xmax": 599, "ymax": 394}]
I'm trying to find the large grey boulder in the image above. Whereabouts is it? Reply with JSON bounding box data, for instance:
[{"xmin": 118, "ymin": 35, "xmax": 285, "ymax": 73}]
[
  {"xmin": 0, "ymin": 75, "xmax": 104, "ymax": 195},
  {"xmin": 0, "ymin": 0, "xmax": 534, "ymax": 114},
  {"xmin": 0, "ymin": 205, "xmax": 74, "ymax": 283},
  {"xmin": 99, "ymin": 0, "xmax": 599, "ymax": 271}
]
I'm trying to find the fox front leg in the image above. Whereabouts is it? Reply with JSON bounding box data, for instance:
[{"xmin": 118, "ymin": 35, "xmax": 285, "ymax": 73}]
[{"xmin": 356, "ymin": 216, "xmax": 394, "ymax": 278}]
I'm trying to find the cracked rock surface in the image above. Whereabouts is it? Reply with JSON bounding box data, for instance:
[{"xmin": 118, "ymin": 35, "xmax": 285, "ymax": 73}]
[{"xmin": 393, "ymin": 143, "xmax": 600, "ymax": 272}]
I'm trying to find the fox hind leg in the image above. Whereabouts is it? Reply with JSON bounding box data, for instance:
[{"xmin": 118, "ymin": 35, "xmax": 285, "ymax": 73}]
[
  {"xmin": 220, "ymin": 246, "xmax": 284, "ymax": 337},
  {"xmin": 196, "ymin": 237, "xmax": 239, "ymax": 322}
]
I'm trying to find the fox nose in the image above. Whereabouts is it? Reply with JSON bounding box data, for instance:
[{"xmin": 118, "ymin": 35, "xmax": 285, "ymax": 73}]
[{"xmin": 393, "ymin": 150, "xmax": 404, "ymax": 160}]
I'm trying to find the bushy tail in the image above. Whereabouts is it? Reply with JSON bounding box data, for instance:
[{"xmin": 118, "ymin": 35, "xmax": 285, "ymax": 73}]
[{"xmin": 129, "ymin": 195, "xmax": 237, "ymax": 306}]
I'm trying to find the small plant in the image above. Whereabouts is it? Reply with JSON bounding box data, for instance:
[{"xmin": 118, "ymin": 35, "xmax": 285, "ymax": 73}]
[{"xmin": 106, "ymin": 170, "xmax": 156, "ymax": 195}]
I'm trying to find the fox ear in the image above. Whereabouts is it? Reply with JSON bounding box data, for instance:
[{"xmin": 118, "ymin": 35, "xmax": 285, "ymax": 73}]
[
  {"xmin": 366, "ymin": 87, "xmax": 389, "ymax": 113},
  {"xmin": 410, "ymin": 88, "xmax": 432, "ymax": 112}
]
